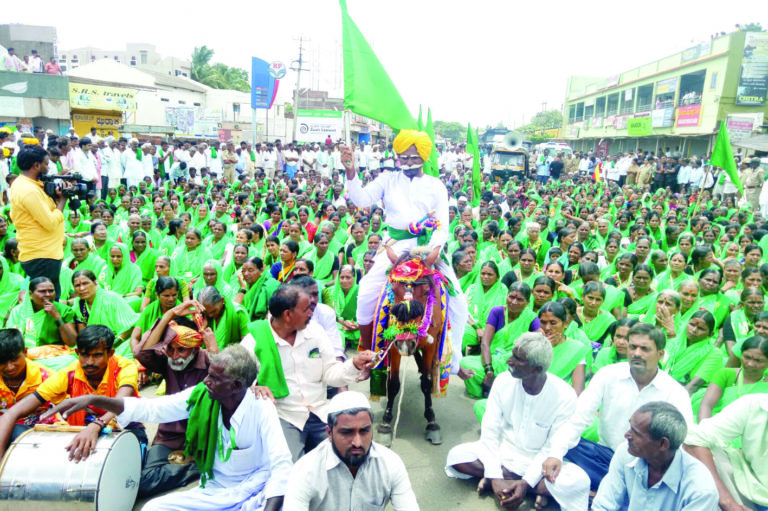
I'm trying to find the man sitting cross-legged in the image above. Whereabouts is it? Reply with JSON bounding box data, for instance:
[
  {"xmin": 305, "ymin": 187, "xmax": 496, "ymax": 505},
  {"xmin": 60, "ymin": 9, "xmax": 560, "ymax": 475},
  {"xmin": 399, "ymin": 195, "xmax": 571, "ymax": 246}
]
[
  {"xmin": 445, "ymin": 332, "xmax": 590, "ymax": 510},
  {"xmin": 43, "ymin": 344, "xmax": 292, "ymax": 511}
]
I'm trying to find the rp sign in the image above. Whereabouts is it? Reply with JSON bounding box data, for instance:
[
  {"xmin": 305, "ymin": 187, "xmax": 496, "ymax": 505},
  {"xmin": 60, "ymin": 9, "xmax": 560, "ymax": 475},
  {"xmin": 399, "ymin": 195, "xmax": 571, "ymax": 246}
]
[{"xmin": 270, "ymin": 61, "xmax": 286, "ymax": 80}]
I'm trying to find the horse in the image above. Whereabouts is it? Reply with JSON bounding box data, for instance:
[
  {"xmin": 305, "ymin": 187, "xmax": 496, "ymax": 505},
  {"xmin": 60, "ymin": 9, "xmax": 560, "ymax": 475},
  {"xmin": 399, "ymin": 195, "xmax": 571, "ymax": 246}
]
[{"xmin": 366, "ymin": 248, "xmax": 450, "ymax": 447}]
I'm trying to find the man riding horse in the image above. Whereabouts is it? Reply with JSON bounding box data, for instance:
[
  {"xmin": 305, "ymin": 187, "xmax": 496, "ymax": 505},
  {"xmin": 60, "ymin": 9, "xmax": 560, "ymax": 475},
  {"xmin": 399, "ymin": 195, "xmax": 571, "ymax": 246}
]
[{"xmin": 341, "ymin": 131, "xmax": 471, "ymax": 382}]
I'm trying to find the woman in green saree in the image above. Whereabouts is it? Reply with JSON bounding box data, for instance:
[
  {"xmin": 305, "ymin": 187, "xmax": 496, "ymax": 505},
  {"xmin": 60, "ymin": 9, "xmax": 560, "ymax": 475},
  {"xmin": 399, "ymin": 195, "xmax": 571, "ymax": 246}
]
[
  {"xmin": 103, "ymin": 243, "xmax": 144, "ymax": 311},
  {"xmin": 90, "ymin": 221, "xmax": 113, "ymax": 263},
  {"xmin": 323, "ymin": 265, "xmax": 359, "ymax": 350},
  {"xmin": 512, "ymin": 248, "xmax": 543, "ymax": 288},
  {"xmin": 344, "ymin": 222, "xmax": 368, "ymax": 269},
  {"xmin": 605, "ymin": 252, "xmax": 638, "ymax": 291},
  {"xmin": 100, "ymin": 208, "xmax": 122, "ymax": 241},
  {"xmin": 0, "ymin": 256, "xmax": 24, "ymax": 325},
  {"xmin": 236, "ymin": 256, "xmax": 280, "ymax": 321},
  {"xmin": 171, "ymin": 229, "xmax": 211, "ymax": 280},
  {"xmin": 640, "ymin": 289, "xmax": 682, "ymax": 338},
  {"xmin": 622, "ymin": 264, "xmax": 658, "ymax": 318},
  {"xmin": 538, "ymin": 301, "xmax": 589, "ymax": 394},
  {"xmin": 206, "ymin": 220, "xmax": 231, "ymax": 263},
  {"xmin": 130, "ymin": 230, "xmax": 158, "ymax": 285},
  {"xmin": 71, "ymin": 269, "xmax": 139, "ymax": 359},
  {"xmin": 223, "ymin": 244, "xmax": 250, "ymax": 287},
  {"xmin": 5, "ymin": 277, "xmax": 77, "ymax": 351},
  {"xmin": 695, "ymin": 335, "xmax": 768, "ymax": 422},
  {"xmin": 263, "ymin": 235, "xmax": 281, "ymax": 269},
  {"xmin": 576, "ymin": 281, "xmax": 614, "ymax": 345},
  {"xmin": 192, "ymin": 260, "xmax": 235, "ymax": 302},
  {"xmin": 722, "ymin": 287, "xmax": 766, "ymax": 365},
  {"xmin": 654, "ymin": 251, "xmax": 692, "ymax": 292},
  {"xmin": 591, "ymin": 317, "xmax": 637, "ymax": 376},
  {"xmin": 311, "ymin": 233, "xmax": 339, "ymax": 286},
  {"xmin": 65, "ymin": 209, "xmax": 90, "ymax": 236},
  {"xmin": 129, "ymin": 276, "xmax": 180, "ymax": 354},
  {"xmin": 140, "ymin": 256, "xmax": 189, "ymax": 311},
  {"xmin": 696, "ymin": 268, "xmax": 734, "ymax": 328},
  {"xmin": 461, "ymin": 281, "xmax": 539, "ymax": 398},
  {"xmin": 160, "ymin": 218, "xmax": 186, "ymax": 257},
  {"xmin": 63, "ymin": 238, "xmax": 107, "ymax": 286},
  {"xmin": 284, "ymin": 222, "xmax": 314, "ymax": 260},
  {"xmin": 462, "ymin": 261, "xmax": 507, "ymax": 354},
  {"xmin": 667, "ymin": 310, "xmax": 724, "ymax": 395}
]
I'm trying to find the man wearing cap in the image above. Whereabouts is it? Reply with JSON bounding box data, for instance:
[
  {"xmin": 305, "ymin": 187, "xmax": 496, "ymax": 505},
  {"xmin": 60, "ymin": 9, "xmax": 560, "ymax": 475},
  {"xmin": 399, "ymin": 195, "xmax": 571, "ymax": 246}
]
[
  {"xmin": 340, "ymin": 131, "xmax": 470, "ymax": 380},
  {"xmin": 742, "ymin": 157, "xmax": 765, "ymax": 212},
  {"xmin": 131, "ymin": 300, "xmax": 216, "ymax": 497},
  {"xmin": 283, "ymin": 391, "xmax": 418, "ymax": 511}
]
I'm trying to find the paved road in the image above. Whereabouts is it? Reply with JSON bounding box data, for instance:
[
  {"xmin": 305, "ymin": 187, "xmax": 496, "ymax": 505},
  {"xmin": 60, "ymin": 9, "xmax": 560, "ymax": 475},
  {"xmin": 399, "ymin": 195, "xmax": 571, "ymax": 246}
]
[{"xmin": 134, "ymin": 352, "xmax": 556, "ymax": 510}]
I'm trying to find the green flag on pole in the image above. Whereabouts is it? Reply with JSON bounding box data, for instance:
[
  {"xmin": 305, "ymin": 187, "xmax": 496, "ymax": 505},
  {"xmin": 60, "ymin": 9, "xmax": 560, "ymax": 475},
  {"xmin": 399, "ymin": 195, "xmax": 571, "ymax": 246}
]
[
  {"xmin": 340, "ymin": 0, "xmax": 416, "ymax": 131},
  {"xmin": 417, "ymin": 105, "xmax": 424, "ymax": 130},
  {"xmin": 710, "ymin": 120, "xmax": 743, "ymax": 196},
  {"xmin": 422, "ymin": 107, "xmax": 439, "ymax": 177},
  {"xmin": 467, "ymin": 123, "xmax": 482, "ymax": 206}
]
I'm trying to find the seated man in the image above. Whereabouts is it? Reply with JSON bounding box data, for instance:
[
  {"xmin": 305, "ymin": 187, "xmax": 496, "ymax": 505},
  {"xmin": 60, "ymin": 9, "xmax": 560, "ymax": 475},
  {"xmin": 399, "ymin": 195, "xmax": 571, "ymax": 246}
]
[
  {"xmin": 0, "ymin": 324, "xmax": 142, "ymax": 461},
  {"xmin": 684, "ymin": 394, "xmax": 768, "ymax": 511},
  {"xmin": 283, "ymin": 391, "xmax": 418, "ymax": 511},
  {"xmin": 592, "ymin": 401, "xmax": 718, "ymax": 510},
  {"xmin": 445, "ymin": 333, "xmax": 590, "ymax": 511},
  {"xmin": 242, "ymin": 284, "xmax": 375, "ymax": 461},
  {"xmin": 0, "ymin": 328, "xmax": 54, "ymax": 439},
  {"xmin": 541, "ymin": 323, "xmax": 693, "ymax": 491},
  {"xmin": 132, "ymin": 300, "xmax": 216, "ymax": 497},
  {"xmin": 44, "ymin": 345, "xmax": 292, "ymax": 511}
]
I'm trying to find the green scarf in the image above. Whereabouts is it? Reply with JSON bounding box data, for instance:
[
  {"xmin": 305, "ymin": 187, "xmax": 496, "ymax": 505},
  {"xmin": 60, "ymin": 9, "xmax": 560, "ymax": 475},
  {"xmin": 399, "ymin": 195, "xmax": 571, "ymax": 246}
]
[
  {"xmin": 730, "ymin": 309, "xmax": 758, "ymax": 357},
  {"xmin": 135, "ymin": 147, "xmax": 142, "ymax": 162},
  {"xmin": 466, "ymin": 280, "xmax": 507, "ymax": 329},
  {"xmin": 667, "ymin": 336, "xmax": 721, "ymax": 385},
  {"xmin": 0, "ymin": 257, "xmax": 24, "ymax": 314},
  {"xmin": 210, "ymin": 147, "xmax": 217, "ymax": 159},
  {"xmin": 244, "ymin": 271, "xmax": 279, "ymax": 321},
  {"xmin": 185, "ymin": 382, "xmax": 219, "ymax": 488},
  {"xmin": 171, "ymin": 245, "xmax": 212, "ymax": 280},
  {"xmin": 192, "ymin": 259, "xmax": 234, "ymax": 302},
  {"xmin": 210, "ymin": 301, "xmax": 246, "ymax": 349},
  {"xmin": 6, "ymin": 294, "xmax": 74, "ymax": 348},
  {"xmin": 626, "ymin": 291, "xmax": 658, "ymax": 317},
  {"xmin": 313, "ymin": 249, "xmax": 335, "ymax": 284},
  {"xmin": 65, "ymin": 252, "xmax": 107, "ymax": 282},
  {"xmin": 580, "ymin": 310, "xmax": 615, "ymax": 344},
  {"xmin": 248, "ymin": 320, "xmax": 289, "ymax": 398},
  {"xmin": 133, "ymin": 244, "xmax": 159, "ymax": 285},
  {"xmin": 249, "ymin": 149, "xmax": 256, "ymax": 162},
  {"xmin": 550, "ymin": 338, "xmax": 590, "ymax": 384},
  {"xmin": 74, "ymin": 288, "xmax": 139, "ymax": 340}
]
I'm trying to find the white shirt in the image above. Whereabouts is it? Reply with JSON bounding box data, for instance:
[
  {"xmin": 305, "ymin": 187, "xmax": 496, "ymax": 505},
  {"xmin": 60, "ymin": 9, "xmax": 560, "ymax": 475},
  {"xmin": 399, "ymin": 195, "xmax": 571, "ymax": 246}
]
[
  {"xmin": 547, "ymin": 363, "xmax": 693, "ymax": 459},
  {"xmin": 367, "ymin": 151, "xmax": 381, "ymax": 171},
  {"xmin": 444, "ymin": 152, "xmax": 457, "ymax": 172},
  {"xmin": 73, "ymin": 147, "xmax": 97, "ymax": 181},
  {"xmin": 311, "ymin": 302, "xmax": 345, "ymax": 359},
  {"xmin": 616, "ymin": 157, "xmax": 631, "ymax": 177},
  {"xmin": 188, "ymin": 152, "xmax": 206, "ymax": 171},
  {"xmin": 262, "ymin": 150, "xmax": 276, "ymax": 170},
  {"xmin": 241, "ymin": 321, "xmax": 362, "ymax": 429},
  {"xmin": 355, "ymin": 150, "xmax": 367, "ymax": 168},
  {"xmin": 173, "ymin": 148, "xmax": 190, "ymax": 163},
  {"xmin": 283, "ymin": 439, "xmax": 418, "ymax": 511},
  {"xmin": 481, "ymin": 371, "xmax": 577, "ymax": 487},
  {"xmin": 347, "ymin": 171, "xmax": 449, "ymax": 249},
  {"xmin": 117, "ymin": 387, "xmax": 292, "ymax": 498},
  {"xmin": 29, "ymin": 55, "xmax": 43, "ymax": 73},
  {"xmin": 207, "ymin": 149, "xmax": 222, "ymax": 174}
]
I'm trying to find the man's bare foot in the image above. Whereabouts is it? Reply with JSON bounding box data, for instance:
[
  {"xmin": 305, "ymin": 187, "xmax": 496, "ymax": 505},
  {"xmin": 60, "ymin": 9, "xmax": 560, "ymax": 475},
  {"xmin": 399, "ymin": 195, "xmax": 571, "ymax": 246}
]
[
  {"xmin": 477, "ymin": 477, "xmax": 492, "ymax": 494},
  {"xmin": 534, "ymin": 495, "xmax": 549, "ymax": 509}
]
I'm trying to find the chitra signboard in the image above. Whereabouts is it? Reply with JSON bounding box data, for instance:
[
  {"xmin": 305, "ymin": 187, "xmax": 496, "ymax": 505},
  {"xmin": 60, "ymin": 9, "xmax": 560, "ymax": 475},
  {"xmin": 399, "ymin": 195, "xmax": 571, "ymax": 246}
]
[{"xmin": 736, "ymin": 32, "xmax": 768, "ymax": 106}]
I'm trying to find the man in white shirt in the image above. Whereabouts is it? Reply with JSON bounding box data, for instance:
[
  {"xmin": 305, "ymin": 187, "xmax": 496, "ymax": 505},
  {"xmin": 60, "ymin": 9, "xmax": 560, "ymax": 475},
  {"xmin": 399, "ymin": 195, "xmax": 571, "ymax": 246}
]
[
  {"xmin": 188, "ymin": 145, "xmax": 206, "ymax": 173},
  {"xmin": 301, "ymin": 145, "xmax": 317, "ymax": 175},
  {"xmin": 355, "ymin": 142, "xmax": 368, "ymax": 173},
  {"xmin": 284, "ymin": 391, "xmax": 418, "ymax": 511},
  {"xmin": 290, "ymin": 275, "xmax": 344, "ymax": 359},
  {"xmin": 616, "ymin": 153, "xmax": 631, "ymax": 187},
  {"xmin": 541, "ymin": 323, "xmax": 693, "ymax": 492},
  {"xmin": 28, "ymin": 50, "xmax": 43, "ymax": 73},
  {"xmin": 317, "ymin": 146, "xmax": 333, "ymax": 179},
  {"xmin": 341, "ymin": 131, "xmax": 469, "ymax": 380},
  {"xmin": 262, "ymin": 144, "xmax": 277, "ymax": 180},
  {"xmin": 173, "ymin": 142, "xmax": 190, "ymax": 164},
  {"xmin": 73, "ymin": 137, "xmax": 98, "ymax": 185},
  {"xmin": 241, "ymin": 285, "xmax": 376, "ymax": 461},
  {"xmin": 104, "ymin": 137, "xmax": 123, "ymax": 190},
  {"xmin": 446, "ymin": 333, "xmax": 590, "ymax": 511},
  {"xmin": 41, "ymin": 345, "xmax": 292, "ymax": 511},
  {"xmin": 367, "ymin": 145, "xmax": 381, "ymax": 172}
]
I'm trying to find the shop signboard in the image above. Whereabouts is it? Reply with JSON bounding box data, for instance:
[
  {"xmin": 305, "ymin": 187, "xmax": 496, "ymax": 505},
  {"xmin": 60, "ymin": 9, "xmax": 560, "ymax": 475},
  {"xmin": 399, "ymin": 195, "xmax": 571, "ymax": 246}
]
[
  {"xmin": 735, "ymin": 31, "xmax": 768, "ymax": 106},
  {"xmin": 651, "ymin": 107, "xmax": 674, "ymax": 127},
  {"xmin": 627, "ymin": 117, "xmax": 652, "ymax": 136},
  {"xmin": 69, "ymin": 83, "xmax": 135, "ymax": 111},
  {"xmin": 295, "ymin": 110, "xmax": 343, "ymax": 143},
  {"xmin": 675, "ymin": 104, "xmax": 702, "ymax": 127}
]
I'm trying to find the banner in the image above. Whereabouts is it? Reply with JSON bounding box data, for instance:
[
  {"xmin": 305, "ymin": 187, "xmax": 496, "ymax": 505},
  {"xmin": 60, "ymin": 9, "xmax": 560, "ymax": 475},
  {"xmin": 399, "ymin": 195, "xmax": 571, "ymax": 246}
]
[
  {"xmin": 69, "ymin": 84, "xmax": 135, "ymax": 111},
  {"xmin": 681, "ymin": 41, "xmax": 712, "ymax": 63},
  {"xmin": 295, "ymin": 110, "xmax": 343, "ymax": 143},
  {"xmin": 651, "ymin": 107, "xmax": 674, "ymax": 127},
  {"xmin": 655, "ymin": 77, "xmax": 678, "ymax": 95},
  {"xmin": 614, "ymin": 115, "xmax": 630, "ymax": 130},
  {"xmin": 251, "ymin": 57, "xmax": 278, "ymax": 109},
  {"xmin": 676, "ymin": 104, "xmax": 702, "ymax": 127},
  {"xmin": 735, "ymin": 32, "xmax": 768, "ymax": 106},
  {"xmin": 726, "ymin": 113, "xmax": 764, "ymax": 143},
  {"xmin": 627, "ymin": 117, "xmax": 652, "ymax": 136}
]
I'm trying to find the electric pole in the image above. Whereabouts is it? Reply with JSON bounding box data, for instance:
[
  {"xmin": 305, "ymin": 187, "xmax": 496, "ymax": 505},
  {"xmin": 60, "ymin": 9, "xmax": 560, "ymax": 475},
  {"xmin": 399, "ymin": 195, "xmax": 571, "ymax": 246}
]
[{"xmin": 291, "ymin": 36, "xmax": 311, "ymax": 141}]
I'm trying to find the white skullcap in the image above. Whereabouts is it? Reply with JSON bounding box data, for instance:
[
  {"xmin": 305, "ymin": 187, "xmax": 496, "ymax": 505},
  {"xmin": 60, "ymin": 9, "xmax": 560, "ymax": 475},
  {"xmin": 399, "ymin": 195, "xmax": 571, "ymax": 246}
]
[
  {"xmin": 141, "ymin": 143, "xmax": 152, "ymax": 149},
  {"xmin": 2, "ymin": 141, "xmax": 15, "ymax": 149},
  {"xmin": 328, "ymin": 391, "xmax": 371, "ymax": 415}
]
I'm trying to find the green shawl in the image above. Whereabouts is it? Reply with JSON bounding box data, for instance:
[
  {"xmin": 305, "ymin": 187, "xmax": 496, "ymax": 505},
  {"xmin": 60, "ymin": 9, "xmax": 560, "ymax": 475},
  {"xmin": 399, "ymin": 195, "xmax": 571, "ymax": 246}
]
[
  {"xmin": 65, "ymin": 252, "xmax": 107, "ymax": 282},
  {"xmin": 667, "ymin": 335, "xmax": 724, "ymax": 385},
  {"xmin": 654, "ymin": 270, "xmax": 692, "ymax": 292},
  {"xmin": 192, "ymin": 260, "xmax": 235, "ymax": 302},
  {"xmin": 550, "ymin": 338, "xmax": 590, "ymax": 384},
  {"xmin": 244, "ymin": 271, "xmax": 279, "ymax": 321},
  {"xmin": 171, "ymin": 245, "xmax": 212, "ymax": 280},
  {"xmin": 579, "ymin": 310, "xmax": 615, "ymax": 344},
  {"xmin": 185, "ymin": 382, "xmax": 219, "ymax": 488},
  {"xmin": 0, "ymin": 257, "xmax": 24, "ymax": 314},
  {"xmin": 6, "ymin": 298, "xmax": 75, "ymax": 347},
  {"xmin": 103, "ymin": 243, "xmax": 143, "ymax": 296},
  {"xmin": 248, "ymin": 320, "xmax": 289, "ymax": 398},
  {"xmin": 210, "ymin": 301, "xmax": 247, "ymax": 350},
  {"xmin": 466, "ymin": 280, "xmax": 507, "ymax": 329},
  {"xmin": 132, "ymin": 243, "xmax": 159, "ymax": 285},
  {"xmin": 313, "ymin": 249, "xmax": 336, "ymax": 284},
  {"xmin": 626, "ymin": 291, "xmax": 658, "ymax": 317}
]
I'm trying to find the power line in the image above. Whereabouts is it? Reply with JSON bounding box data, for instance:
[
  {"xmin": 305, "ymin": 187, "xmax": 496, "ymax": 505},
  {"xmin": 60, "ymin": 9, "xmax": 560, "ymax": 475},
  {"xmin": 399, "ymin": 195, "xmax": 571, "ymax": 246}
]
[{"xmin": 291, "ymin": 36, "xmax": 311, "ymax": 141}]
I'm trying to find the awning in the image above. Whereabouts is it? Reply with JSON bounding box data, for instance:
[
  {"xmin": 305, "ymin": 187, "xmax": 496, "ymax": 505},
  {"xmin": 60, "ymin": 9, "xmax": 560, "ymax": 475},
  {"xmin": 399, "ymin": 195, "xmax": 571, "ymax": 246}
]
[{"xmin": 734, "ymin": 135, "xmax": 768, "ymax": 152}]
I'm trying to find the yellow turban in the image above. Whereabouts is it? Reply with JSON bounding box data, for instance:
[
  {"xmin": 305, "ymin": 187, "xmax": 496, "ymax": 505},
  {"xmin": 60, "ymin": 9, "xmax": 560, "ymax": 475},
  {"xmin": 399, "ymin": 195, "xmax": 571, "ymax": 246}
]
[
  {"xmin": 20, "ymin": 136, "xmax": 39, "ymax": 146},
  {"xmin": 393, "ymin": 130, "xmax": 432, "ymax": 162}
]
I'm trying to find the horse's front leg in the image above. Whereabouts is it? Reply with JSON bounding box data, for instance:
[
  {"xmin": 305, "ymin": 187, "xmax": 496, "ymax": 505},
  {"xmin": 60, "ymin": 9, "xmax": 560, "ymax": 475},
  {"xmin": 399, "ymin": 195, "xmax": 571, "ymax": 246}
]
[
  {"xmin": 377, "ymin": 350, "xmax": 401, "ymax": 445},
  {"xmin": 419, "ymin": 342, "xmax": 442, "ymax": 445}
]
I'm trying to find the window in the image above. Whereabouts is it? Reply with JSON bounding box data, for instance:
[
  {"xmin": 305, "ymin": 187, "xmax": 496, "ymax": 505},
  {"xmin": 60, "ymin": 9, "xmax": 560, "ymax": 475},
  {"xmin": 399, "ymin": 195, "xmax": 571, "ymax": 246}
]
[
  {"xmin": 140, "ymin": 53, "xmax": 147, "ymax": 65},
  {"xmin": 636, "ymin": 84, "xmax": 654, "ymax": 112},
  {"xmin": 114, "ymin": 56, "xmax": 119, "ymax": 60},
  {"xmin": 193, "ymin": 102, "xmax": 201, "ymax": 106},
  {"xmin": 575, "ymin": 102, "xmax": 584, "ymax": 122},
  {"xmin": 584, "ymin": 105, "xmax": 594, "ymax": 121},
  {"xmin": 161, "ymin": 98, "xmax": 170, "ymax": 102},
  {"xmin": 91, "ymin": 56, "xmax": 96, "ymax": 62},
  {"xmin": 61, "ymin": 54, "xmax": 66, "ymax": 59},
  {"xmin": 61, "ymin": 65, "xmax": 67, "ymax": 72},
  {"xmin": 568, "ymin": 105, "xmax": 576, "ymax": 123},
  {"xmin": 620, "ymin": 88, "xmax": 635, "ymax": 114},
  {"xmin": 178, "ymin": 100, "xmax": 186, "ymax": 105},
  {"xmin": 710, "ymin": 72, "xmax": 718, "ymax": 89},
  {"xmin": 606, "ymin": 93, "xmax": 619, "ymax": 115},
  {"xmin": 678, "ymin": 70, "xmax": 705, "ymax": 106},
  {"xmin": 595, "ymin": 97, "xmax": 606, "ymax": 117}
]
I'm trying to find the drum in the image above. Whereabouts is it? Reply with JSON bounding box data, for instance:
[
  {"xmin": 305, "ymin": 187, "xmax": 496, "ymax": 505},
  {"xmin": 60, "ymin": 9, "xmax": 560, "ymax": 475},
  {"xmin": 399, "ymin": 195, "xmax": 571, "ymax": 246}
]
[{"xmin": 0, "ymin": 426, "xmax": 141, "ymax": 510}]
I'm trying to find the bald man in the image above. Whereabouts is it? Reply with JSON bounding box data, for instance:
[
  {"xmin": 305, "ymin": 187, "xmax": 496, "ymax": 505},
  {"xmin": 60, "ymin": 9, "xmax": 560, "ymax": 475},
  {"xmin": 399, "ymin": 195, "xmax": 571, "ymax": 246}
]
[{"xmin": 340, "ymin": 131, "xmax": 470, "ymax": 381}]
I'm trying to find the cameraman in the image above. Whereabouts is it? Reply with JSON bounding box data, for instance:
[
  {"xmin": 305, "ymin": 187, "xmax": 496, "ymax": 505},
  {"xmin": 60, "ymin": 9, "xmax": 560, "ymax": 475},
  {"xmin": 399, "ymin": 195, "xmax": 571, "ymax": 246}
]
[{"xmin": 9, "ymin": 145, "xmax": 68, "ymax": 299}]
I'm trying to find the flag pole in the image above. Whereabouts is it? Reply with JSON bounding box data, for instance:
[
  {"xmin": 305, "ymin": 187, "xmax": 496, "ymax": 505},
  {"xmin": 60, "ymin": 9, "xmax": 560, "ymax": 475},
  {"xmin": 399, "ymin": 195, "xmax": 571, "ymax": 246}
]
[{"xmin": 344, "ymin": 110, "xmax": 352, "ymax": 146}]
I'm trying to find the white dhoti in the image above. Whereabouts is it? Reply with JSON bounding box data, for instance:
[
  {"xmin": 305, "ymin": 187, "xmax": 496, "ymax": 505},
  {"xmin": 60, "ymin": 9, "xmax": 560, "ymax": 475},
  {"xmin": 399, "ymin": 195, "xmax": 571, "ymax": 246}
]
[
  {"xmin": 143, "ymin": 481, "xmax": 267, "ymax": 511},
  {"xmin": 357, "ymin": 236, "xmax": 467, "ymax": 371},
  {"xmin": 445, "ymin": 440, "xmax": 590, "ymax": 511}
]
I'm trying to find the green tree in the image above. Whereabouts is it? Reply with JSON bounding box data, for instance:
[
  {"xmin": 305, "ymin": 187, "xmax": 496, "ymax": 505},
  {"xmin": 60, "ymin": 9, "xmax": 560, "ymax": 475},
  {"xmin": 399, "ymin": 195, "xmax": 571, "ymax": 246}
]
[
  {"xmin": 190, "ymin": 46, "xmax": 251, "ymax": 93},
  {"xmin": 738, "ymin": 22, "xmax": 764, "ymax": 32},
  {"xmin": 433, "ymin": 120, "xmax": 466, "ymax": 143}
]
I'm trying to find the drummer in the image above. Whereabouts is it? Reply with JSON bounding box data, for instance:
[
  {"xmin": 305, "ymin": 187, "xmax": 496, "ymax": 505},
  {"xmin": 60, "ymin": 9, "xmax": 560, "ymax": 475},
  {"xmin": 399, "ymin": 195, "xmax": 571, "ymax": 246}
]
[
  {"xmin": 132, "ymin": 300, "xmax": 214, "ymax": 497},
  {"xmin": 0, "ymin": 324, "xmax": 144, "ymax": 462},
  {"xmin": 0, "ymin": 328, "xmax": 55, "ymax": 440}
]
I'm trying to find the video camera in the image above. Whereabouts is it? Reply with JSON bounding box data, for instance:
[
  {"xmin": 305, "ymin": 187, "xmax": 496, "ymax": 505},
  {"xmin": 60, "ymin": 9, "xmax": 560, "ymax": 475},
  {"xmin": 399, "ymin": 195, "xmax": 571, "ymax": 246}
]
[{"xmin": 40, "ymin": 173, "xmax": 90, "ymax": 210}]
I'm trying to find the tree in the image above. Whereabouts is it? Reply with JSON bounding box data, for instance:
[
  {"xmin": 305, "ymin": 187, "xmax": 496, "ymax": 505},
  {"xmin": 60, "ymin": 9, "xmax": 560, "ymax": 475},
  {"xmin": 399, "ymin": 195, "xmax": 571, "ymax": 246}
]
[
  {"xmin": 190, "ymin": 46, "xmax": 251, "ymax": 93},
  {"xmin": 433, "ymin": 120, "xmax": 466, "ymax": 143},
  {"xmin": 738, "ymin": 22, "xmax": 764, "ymax": 32}
]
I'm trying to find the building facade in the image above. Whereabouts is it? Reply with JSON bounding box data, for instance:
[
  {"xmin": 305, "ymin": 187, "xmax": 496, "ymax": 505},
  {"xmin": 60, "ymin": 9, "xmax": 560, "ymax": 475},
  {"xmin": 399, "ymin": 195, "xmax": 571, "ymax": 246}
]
[
  {"xmin": 58, "ymin": 43, "xmax": 191, "ymax": 78},
  {"xmin": 562, "ymin": 30, "xmax": 768, "ymax": 158}
]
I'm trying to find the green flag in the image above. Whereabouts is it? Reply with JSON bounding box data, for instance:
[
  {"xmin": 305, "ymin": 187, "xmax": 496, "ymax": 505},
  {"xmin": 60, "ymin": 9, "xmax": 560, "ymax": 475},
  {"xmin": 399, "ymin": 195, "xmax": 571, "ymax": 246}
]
[
  {"xmin": 467, "ymin": 123, "xmax": 482, "ymax": 207},
  {"xmin": 340, "ymin": 0, "xmax": 416, "ymax": 131},
  {"xmin": 417, "ymin": 105, "xmax": 424, "ymax": 130},
  {"xmin": 711, "ymin": 120, "xmax": 743, "ymax": 195},
  {"xmin": 423, "ymin": 108, "xmax": 439, "ymax": 178}
]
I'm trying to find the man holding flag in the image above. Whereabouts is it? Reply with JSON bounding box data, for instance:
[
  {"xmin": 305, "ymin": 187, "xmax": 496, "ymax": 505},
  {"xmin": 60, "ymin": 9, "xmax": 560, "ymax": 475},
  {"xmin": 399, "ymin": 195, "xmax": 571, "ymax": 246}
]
[{"xmin": 341, "ymin": 133, "xmax": 471, "ymax": 381}]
